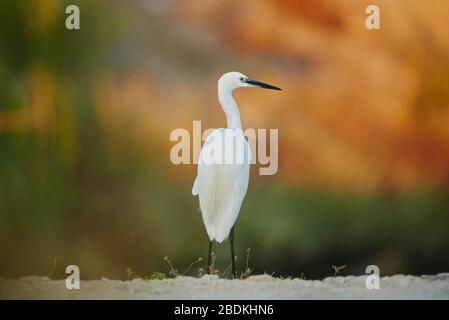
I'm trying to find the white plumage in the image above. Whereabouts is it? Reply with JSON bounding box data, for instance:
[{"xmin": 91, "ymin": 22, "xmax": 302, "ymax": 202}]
[
  {"xmin": 193, "ymin": 128, "xmax": 251, "ymax": 242},
  {"xmin": 192, "ymin": 72, "xmax": 280, "ymax": 271}
]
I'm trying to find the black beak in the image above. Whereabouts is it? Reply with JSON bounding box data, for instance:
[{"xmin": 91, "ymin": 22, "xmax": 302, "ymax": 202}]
[{"xmin": 244, "ymin": 78, "xmax": 282, "ymax": 91}]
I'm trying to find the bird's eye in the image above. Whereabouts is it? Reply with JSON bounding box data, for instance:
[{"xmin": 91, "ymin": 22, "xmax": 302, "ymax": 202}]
[{"xmin": 240, "ymin": 77, "xmax": 244, "ymax": 81}]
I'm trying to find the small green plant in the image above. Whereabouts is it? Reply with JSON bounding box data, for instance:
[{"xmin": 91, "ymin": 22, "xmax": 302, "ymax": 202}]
[
  {"xmin": 222, "ymin": 263, "xmax": 232, "ymax": 278},
  {"xmin": 147, "ymin": 272, "xmax": 167, "ymax": 280},
  {"xmin": 164, "ymin": 256, "xmax": 179, "ymax": 278},
  {"xmin": 221, "ymin": 255, "xmax": 235, "ymax": 278},
  {"xmin": 181, "ymin": 257, "xmax": 203, "ymax": 276},
  {"xmin": 127, "ymin": 267, "xmax": 165, "ymax": 280},
  {"xmin": 332, "ymin": 265, "xmax": 347, "ymax": 277},
  {"xmin": 240, "ymin": 248, "xmax": 253, "ymax": 279}
]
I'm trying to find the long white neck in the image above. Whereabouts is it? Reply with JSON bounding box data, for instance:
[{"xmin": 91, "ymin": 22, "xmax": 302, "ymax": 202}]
[{"xmin": 218, "ymin": 85, "xmax": 242, "ymax": 129}]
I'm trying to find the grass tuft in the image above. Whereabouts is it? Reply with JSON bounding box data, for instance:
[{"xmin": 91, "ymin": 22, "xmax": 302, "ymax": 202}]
[
  {"xmin": 240, "ymin": 248, "xmax": 253, "ymax": 279},
  {"xmin": 147, "ymin": 272, "xmax": 167, "ymax": 280},
  {"xmin": 331, "ymin": 265, "xmax": 347, "ymax": 277},
  {"xmin": 181, "ymin": 257, "xmax": 203, "ymax": 276},
  {"xmin": 164, "ymin": 256, "xmax": 179, "ymax": 278}
]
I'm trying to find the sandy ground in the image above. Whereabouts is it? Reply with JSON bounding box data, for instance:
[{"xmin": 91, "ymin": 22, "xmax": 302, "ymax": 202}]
[{"xmin": 1, "ymin": 274, "xmax": 448, "ymax": 299}]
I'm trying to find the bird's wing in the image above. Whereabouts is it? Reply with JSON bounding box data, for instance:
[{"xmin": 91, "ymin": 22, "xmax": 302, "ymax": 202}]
[
  {"xmin": 214, "ymin": 163, "xmax": 250, "ymax": 242},
  {"xmin": 192, "ymin": 128, "xmax": 251, "ymax": 242},
  {"xmin": 192, "ymin": 128, "xmax": 224, "ymax": 196}
]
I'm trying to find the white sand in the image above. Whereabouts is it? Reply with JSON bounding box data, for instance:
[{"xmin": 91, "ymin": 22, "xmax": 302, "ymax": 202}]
[{"xmin": 1, "ymin": 274, "xmax": 448, "ymax": 299}]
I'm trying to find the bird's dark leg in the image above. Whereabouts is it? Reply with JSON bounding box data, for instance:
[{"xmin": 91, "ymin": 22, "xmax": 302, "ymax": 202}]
[
  {"xmin": 230, "ymin": 226, "xmax": 236, "ymax": 279},
  {"xmin": 207, "ymin": 240, "xmax": 213, "ymax": 274}
]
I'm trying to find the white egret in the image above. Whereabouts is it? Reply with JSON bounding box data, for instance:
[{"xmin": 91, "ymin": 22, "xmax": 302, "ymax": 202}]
[{"xmin": 192, "ymin": 72, "xmax": 281, "ymax": 278}]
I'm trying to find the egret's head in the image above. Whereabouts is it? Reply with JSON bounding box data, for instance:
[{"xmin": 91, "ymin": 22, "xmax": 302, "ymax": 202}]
[{"xmin": 218, "ymin": 71, "xmax": 282, "ymax": 92}]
